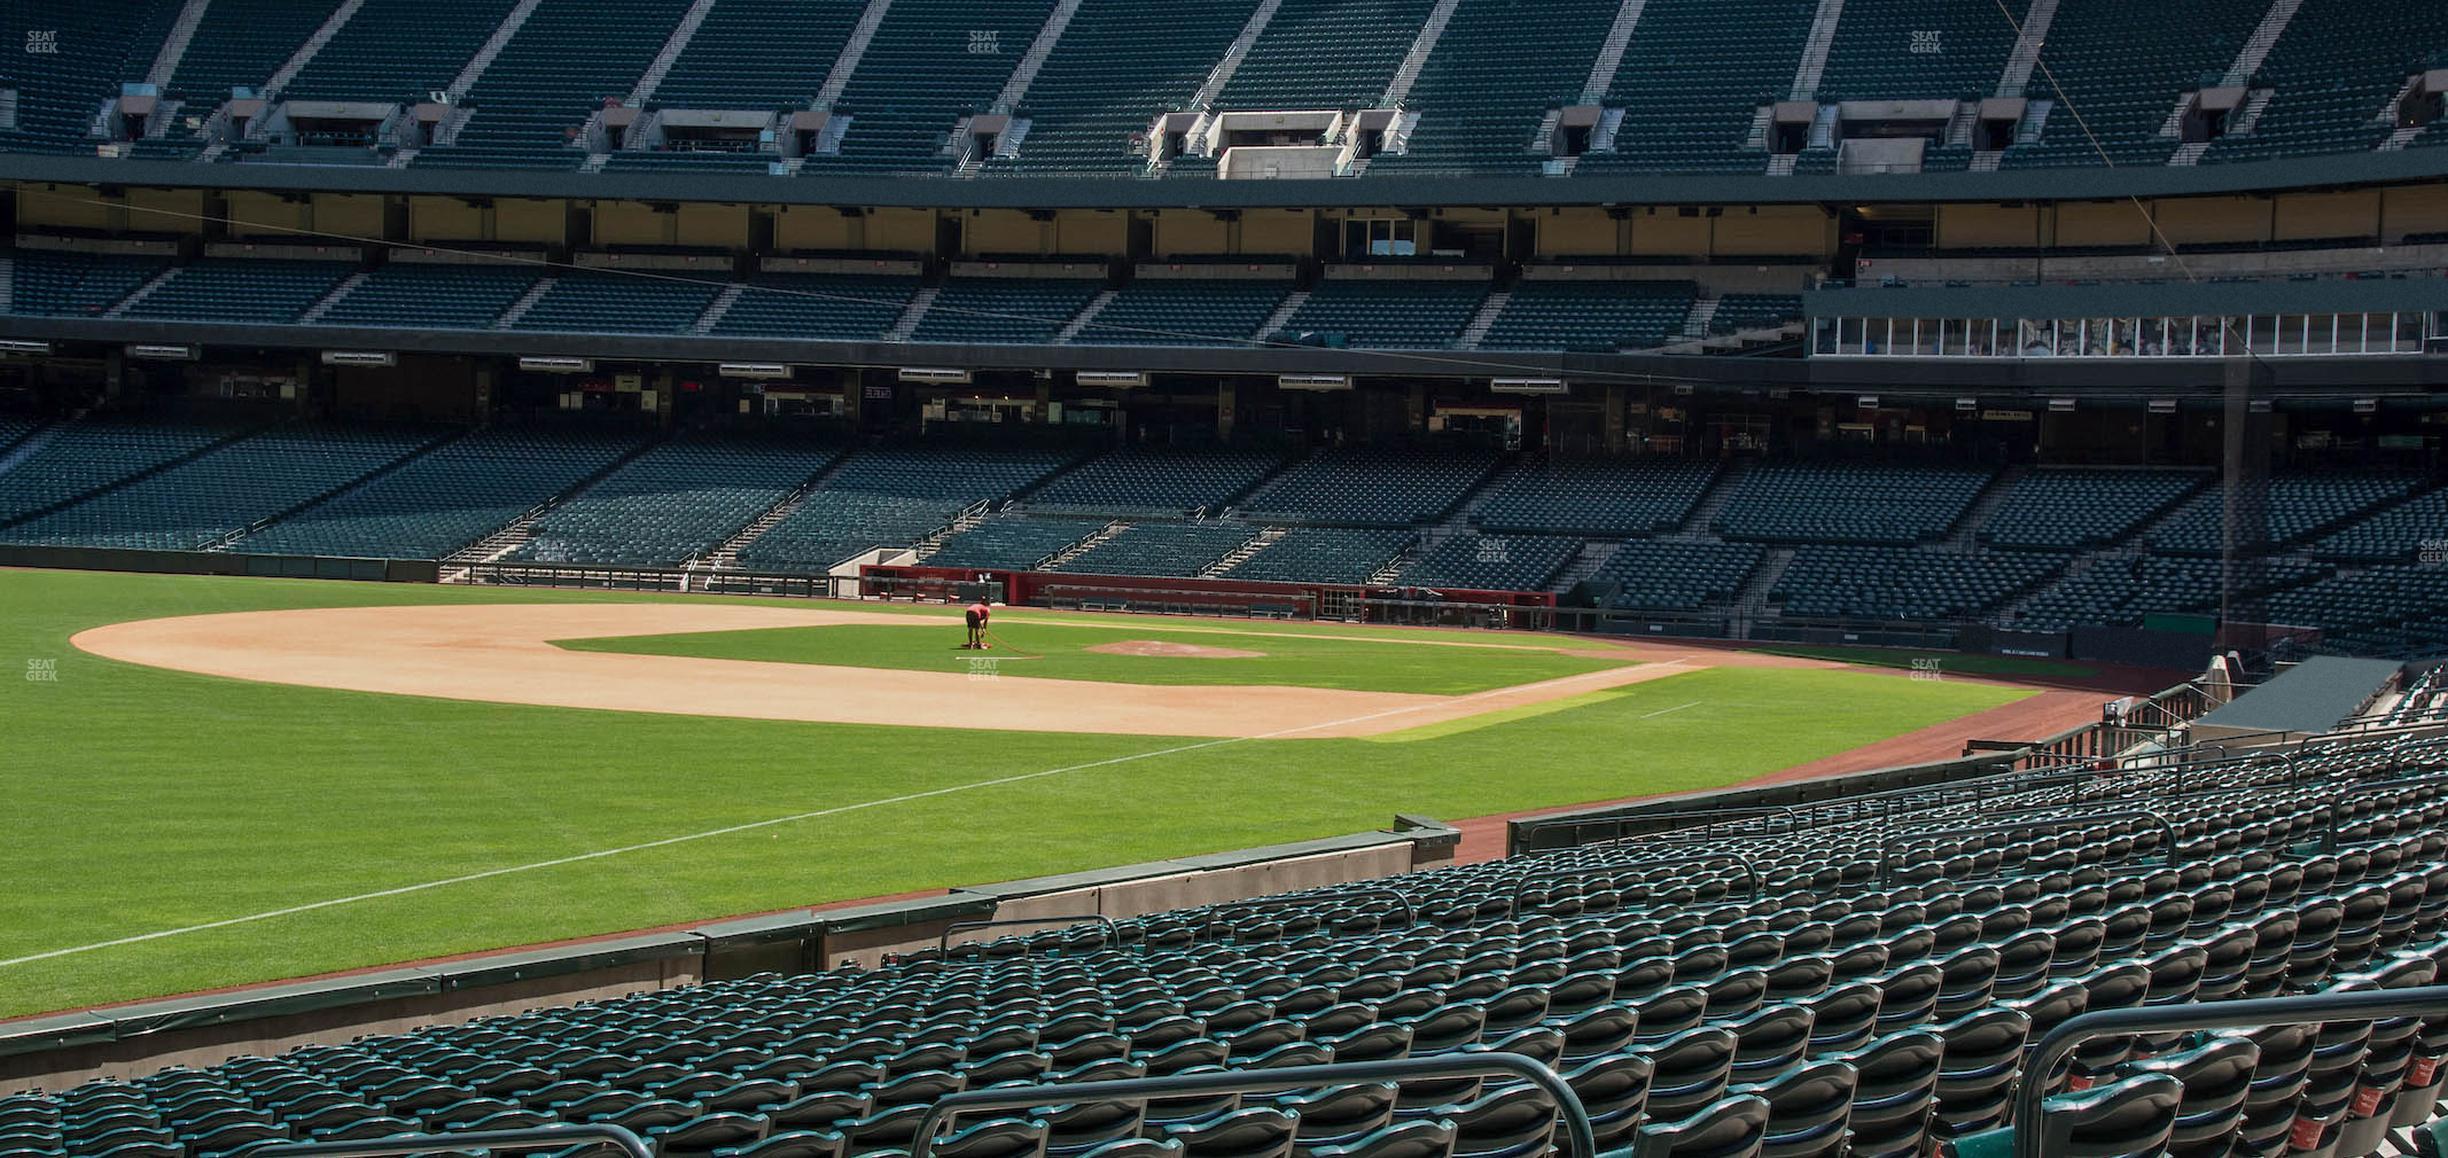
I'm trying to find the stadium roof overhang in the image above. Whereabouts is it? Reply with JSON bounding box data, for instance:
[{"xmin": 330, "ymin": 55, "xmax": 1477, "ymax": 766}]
[{"xmin": 7, "ymin": 147, "xmax": 2448, "ymax": 211}]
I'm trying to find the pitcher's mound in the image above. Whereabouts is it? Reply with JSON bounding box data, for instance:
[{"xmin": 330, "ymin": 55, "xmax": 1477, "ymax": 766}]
[{"xmin": 1088, "ymin": 640, "xmax": 1266, "ymax": 660}]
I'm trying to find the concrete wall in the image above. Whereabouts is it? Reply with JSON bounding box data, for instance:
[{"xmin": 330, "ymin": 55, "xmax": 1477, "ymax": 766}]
[{"xmin": 0, "ymin": 956, "xmax": 703, "ymax": 1093}]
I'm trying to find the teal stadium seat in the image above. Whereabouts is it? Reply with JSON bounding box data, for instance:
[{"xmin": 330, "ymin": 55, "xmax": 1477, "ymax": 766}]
[
  {"xmin": 1071, "ymin": 280, "xmax": 1291, "ymax": 347},
  {"xmin": 1, "ymin": 425, "xmax": 436, "ymax": 551},
  {"xmin": 1220, "ymin": 526, "xmax": 1413, "ymax": 584},
  {"xmin": 510, "ymin": 270, "xmax": 723, "ymax": 334},
  {"xmin": 711, "ymin": 274, "xmax": 922, "ymax": 340},
  {"xmin": 1974, "ymin": 469, "xmax": 2206, "ymax": 551},
  {"xmin": 1479, "ymin": 281, "xmax": 1696, "ymax": 352},
  {"xmin": 913, "ymin": 278, "xmax": 1107, "ymax": 345},
  {"xmin": 1715, "ymin": 464, "xmax": 1994, "ymax": 545},
  {"xmin": 228, "ymin": 427, "xmax": 649, "ymax": 558},
  {"xmin": 5, "ymin": 250, "xmax": 173, "ymax": 317},
  {"xmin": 311, "ymin": 262, "xmax": 542, "ymax": 329},
  {"xmin": 416, "ymin": 0, "xmax": 700, "ymax": 170},
  {"xmin": 804, "ymin": 0, "xmax": 1057, "ymax": 175},
  {"xmin": 1214, "ymin": 0, "xmax": 1441, "ymax": 110},
  {"xmin": 1469, "ymin": 457, "xmax": 1719, "ymax": 536},
  {"xmin": 1026, "ymin": 447, "xmax": 1290, "ymax": 517},
  {"xmin": 737, "ymin": 444, "xmax": 1081, "ymax": 572},
  {"xmin": 986, "ymin": 0, "xmax": 1259, "ymax": 176},
  {"xmin": 2002, "ymin": 0, "xmax": 2262, "ymax": 169},
  {"xmin": 509, "ymin": 434, "xmax": 844, "ymax": 566},
  {"xmin": 1583, "ymin": 541, "xmax": 1767, "ymax": 613},
  {"xmin": 1054, "ymin": 521, "xmax": 1261, "ymax": 577},
  {"xmin": 1273, "ymin": 280, "xmax": 1489, "ymax": 349},
  {"xmin": 1367, "ymin": 0, "xmax": 1621, "ymax": 176},
  {"xmin": 117, "ymin": 258, "xmax": 354, "ymax": 324},
  {"xmin": 926, "ymin": 515, "xmax": 1107, "ymax": 570},
  {"xmin": 1240, "ymin": 448, "xmax": 1500, "ymax": 526}
]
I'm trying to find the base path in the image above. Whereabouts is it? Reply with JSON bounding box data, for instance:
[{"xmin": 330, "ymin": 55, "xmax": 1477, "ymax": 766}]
[{"xmin": 71, "ymin": 604, "xmax": 1696, "ymax": 740}]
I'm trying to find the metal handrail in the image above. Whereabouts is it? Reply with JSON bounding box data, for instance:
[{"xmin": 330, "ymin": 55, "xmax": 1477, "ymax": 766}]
[
  {"xmin": 253, "ymin": 1123, "xmax": 652, "ymax": 1158},
  {"xmin": 1878, "ymin": 809, "xmax": 2177, "ymax": 884},
  {"xmin": 910, "ymin": 1054, "xmax": 1594, "ymax": 1158},
  {"xmin": 1580, "ymin": 805, "xmax": 1802, "ymax": 845},
  {"xmin": 1203, "ymin": 888, "xmax": 1417, "ymax": 939},
  {"xmin": 937, "ymin": 914, "xmax": 1120, "ymax": 956},
  {"xmin": 1509, "ymin": 849, "xmax": 1761, "ymax": 911},
  {"xmin": 2012, "ymin": 986, "xmax": 2448, "ymax": 1158}
]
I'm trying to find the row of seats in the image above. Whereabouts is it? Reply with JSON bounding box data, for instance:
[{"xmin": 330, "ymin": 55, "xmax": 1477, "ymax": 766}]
[
  {"xmin": 2001, "ymin": 555, "xmax": 2333, "ymax": 634},
  {"xmin": 0, "ymin": 424, "xmax": 433, "ymax": 551},
  {"xmin": 227, "ymin": 427, "xmax": 648, "ymax": 558},
  {"xmin": 981, "ymin": 0, "xmax": 1259, "ymax": 176},
  {"xmin": 509, "ymin": 435, "xmax": 844, "ymax": 567},
  {"xmin": 2146, "ymin": 474, "xmax": 2429, "ymax": 555},
  {"xmin": 1974, "ymin": 469, "xmax": 2206, "ymax": 551},
  {"xmin": 927, "ymin": 516, "xmax": 1108, "ymax": 571},
  {"xmin": 1240, "ymin": 450, "xmax": 1500, "ymax": 528},
  {"xmin": 739, "ymin": 445, "xmax": 1082, "ymax": 573},
  {"xmin": 414, "ymin": 0, "xmax": 699, "ymax": 170},
  {"xmin": 1714, "ymin": 464, "xmax": 1994, "ymax": 546},
  {"xmin": 8, "ymin": 733, "xmax": 2441, "ymax": 1158},
  {"xmin": 1396, "ymin": 533, "xmax": 1582, "ymax": 593},
  {"xmin": 1479, "ymin": 282, "xmax": 1696, "ymax": 353},
  {"xmin": 1219, "ymin": 527, "xmax": 1414, "ymax": 585},
  {"xmin": 1056, "ymin": 522, "xmax": 1262, "ymax": 578},
  {"xmin": 1582, "ymin": 540, "xmax": 1767, "ymax": 614},
  {"xmin": 20, "ymin": 0, "xmax": 2448, "ymax": 175},
  {"xmin": 1772, "ymin": 547, "xmax": 2063, "ymax": 621},
  {"xmin": 1467, "ymin": 457, "xmax": 1718, "ymax": 537},
  {"xmin": 1027, "ymin": 448, "xmax": 1289, "ymax": 517}
]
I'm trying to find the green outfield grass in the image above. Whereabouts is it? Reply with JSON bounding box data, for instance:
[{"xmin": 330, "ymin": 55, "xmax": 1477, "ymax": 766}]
[
  {"xmin": 559, "ymin": 620, "xmax": 1635, "ymax": 694},
  {"xmin": 0, "ymin": 568, "xmax": 2034, "ymax": 1019}
]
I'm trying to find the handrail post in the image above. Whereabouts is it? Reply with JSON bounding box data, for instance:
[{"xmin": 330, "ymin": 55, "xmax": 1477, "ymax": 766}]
[
  {"xmin": 2011, "ymin": 987, "xmax": 2448, "ymax": 1158},
  {"xmin": 911, "ymin": 1055, "xmax": 1594, "ymax": 1158},
  {"xmin": 252, "ymin": 1124, "xmax": 653, "ymax": 1158}
]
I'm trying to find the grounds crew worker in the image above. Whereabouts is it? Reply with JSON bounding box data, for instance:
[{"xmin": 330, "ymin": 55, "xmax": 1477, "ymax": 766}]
[{"xmin": 965, "ymin": 599, "xmax": 992, "ymax": 649}]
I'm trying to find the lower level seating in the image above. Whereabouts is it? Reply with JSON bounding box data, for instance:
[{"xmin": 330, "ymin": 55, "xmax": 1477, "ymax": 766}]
[
  {"xmin": 1774, "ymin": 548, "xmax": 2063, "ymax": 621},
  {"xmin": 2002, "ymin": 555, "xmax": 2331, "ymax": 633},
  {"xmin": 510, "ymin": 272, "xmax": 723, "ymax": 334},
  {"xmin": 508, "ymin": 434, "xmax": 844, "ymax": 567},
  {"xmin": 926, "ymin": 516, "xmax": 1106, "ymax": 570},
  {"xmin": 1397, "ymin": 532, "xmax": 1581, "ymax": 592},
  {"xmin": 314, "ymin": 263, "xmax": 542, "ymax": 330},
  {"xmin": 230, "ymin": 428, "xmax": 648, "ymax": 558},
  {"xmin": 1584, "ymin": 541, "xmax": 1766, "ymax": 613},
  {"xmin": 1054, "ymin": 521, "xmax": 1261, "ymax": 578},
  {"xmin": 0, "ymin": 425, "xmax": 433, "ymax": 550},
  {"xmin": 5, "ymin": 250, "xmax": 172, "ymax": 317},
  {"xmin": 1717, "ymin": 464, "xmax": 1994, "ymax": 545},
  {"xmin": 1219, "ymin": 527, "xmax": 1411, "ymax": 585}
]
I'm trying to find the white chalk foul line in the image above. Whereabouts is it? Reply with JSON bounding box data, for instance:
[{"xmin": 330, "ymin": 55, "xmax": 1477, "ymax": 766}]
[
  {"xmin": 1641, "ymin": 700, "xmax": 1705, "ymax": 719},
  {"xmin": 1, "ymin": 661, "xmax": 1667, "ymax": 969}
]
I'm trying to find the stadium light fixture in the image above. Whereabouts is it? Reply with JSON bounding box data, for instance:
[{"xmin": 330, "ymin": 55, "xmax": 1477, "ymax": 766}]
[
  {"xmin": 1076, "ymin": 371, "xmax": 1150, "ymax": 388},
  {"xmin": 518, "ymin": 356, "xmax": 594, "ymax": 373},
  {"xmin": 0, "ymin": 339, "xmax": 53, "ymax": 356},
  {"xmin": 717, "ymin": 362, "xmax": 793, "ymax": 379},
  {"xmin": 898, "ymin": 367, "xmax": 974, "ymax": 385},
  {"xmin": 320, "ymin": 351, "xmax": 396, "ymax": 367},
  {"xmin": 1491, "ymin": 377, "xmax": 1568, "ymax": 395},
  {"xmin": 127, "ymin": 344, "xmax": 197, "ymax": 361}
]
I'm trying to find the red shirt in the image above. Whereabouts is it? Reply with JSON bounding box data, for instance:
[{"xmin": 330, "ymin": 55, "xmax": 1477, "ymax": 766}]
[{"xmin": 967, "ymin": 602, "xmax": 991, "ymax": 622}]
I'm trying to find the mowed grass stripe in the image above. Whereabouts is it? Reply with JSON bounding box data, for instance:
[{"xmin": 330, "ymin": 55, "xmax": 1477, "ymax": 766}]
[{"xmin": 0, "ymin": 569, "xmax": 2031, "ymax": 1018}]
